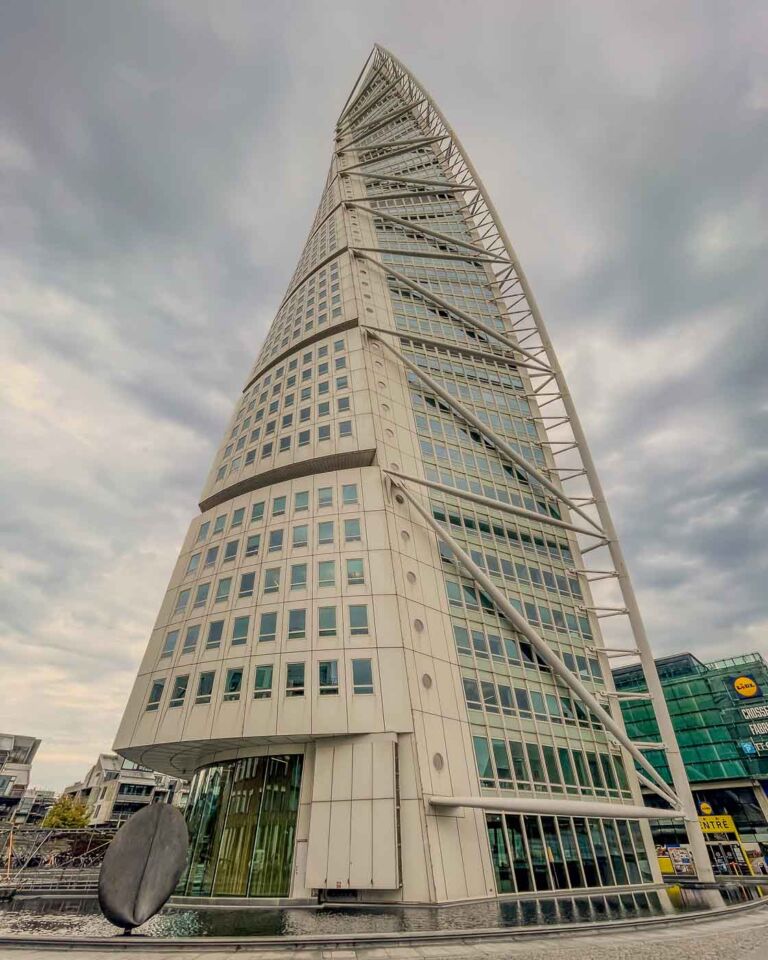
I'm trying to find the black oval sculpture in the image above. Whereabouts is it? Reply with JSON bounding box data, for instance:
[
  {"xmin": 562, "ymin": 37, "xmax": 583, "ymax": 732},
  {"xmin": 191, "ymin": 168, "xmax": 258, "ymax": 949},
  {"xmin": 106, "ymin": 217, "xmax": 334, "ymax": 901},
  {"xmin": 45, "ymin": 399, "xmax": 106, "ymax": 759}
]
[{"xmin": 98, "ymin": 803, "xmax": 188, "ymax": 932}]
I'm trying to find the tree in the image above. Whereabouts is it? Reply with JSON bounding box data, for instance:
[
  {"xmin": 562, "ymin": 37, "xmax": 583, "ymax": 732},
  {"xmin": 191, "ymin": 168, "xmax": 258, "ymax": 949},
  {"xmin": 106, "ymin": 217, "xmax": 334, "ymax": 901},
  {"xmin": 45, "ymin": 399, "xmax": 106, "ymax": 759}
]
[{"xmin": 42, "ymin": 796, "xmax": 91, "ymax": 828}]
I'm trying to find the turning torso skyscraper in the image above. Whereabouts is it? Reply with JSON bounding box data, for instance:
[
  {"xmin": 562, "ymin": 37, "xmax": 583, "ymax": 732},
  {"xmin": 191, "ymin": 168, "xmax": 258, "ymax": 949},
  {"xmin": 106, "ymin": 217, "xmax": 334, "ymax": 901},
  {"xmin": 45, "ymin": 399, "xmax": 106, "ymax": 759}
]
[{"xmin": 115, "ymin": 46, "xmax": 705, "ymax": 904}]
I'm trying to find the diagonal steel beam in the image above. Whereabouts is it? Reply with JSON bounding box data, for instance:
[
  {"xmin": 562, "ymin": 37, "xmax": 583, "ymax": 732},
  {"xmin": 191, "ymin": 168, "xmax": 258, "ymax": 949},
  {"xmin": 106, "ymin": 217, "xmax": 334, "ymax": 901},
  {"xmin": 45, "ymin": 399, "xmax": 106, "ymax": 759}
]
[
  {"xmin": 342, "ymin": 138, "xmax": 448, "ymax": 171},
  {"xmin": 344, "ymin": 171, "xmax": 476, "ymax": 190},
  {"xmin": 369, "ymin": 330, "xmax": 603, "ymax": 532},
  {"xmin": 339, "ymin": 135, "xmax": 446, "ymax": 156},
  {"xmin": 339, "ymin": 75, "xmax": 399, "ymax": 131},
  {"xmin": 342, "ymin": 100, "xmax": 426, "ymax": 148},
  {"xmin": 390, "ymin": 477, "xmax": 681, "ymax": 809}
]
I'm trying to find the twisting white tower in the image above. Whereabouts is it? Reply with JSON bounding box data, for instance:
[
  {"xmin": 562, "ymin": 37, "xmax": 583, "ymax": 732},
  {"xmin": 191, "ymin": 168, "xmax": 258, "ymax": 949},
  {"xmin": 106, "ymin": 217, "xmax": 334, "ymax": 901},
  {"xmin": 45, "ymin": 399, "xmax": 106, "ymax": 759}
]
[{"xmin": 115, "ymin": 46, "xmax": 709, "ymax": 905}]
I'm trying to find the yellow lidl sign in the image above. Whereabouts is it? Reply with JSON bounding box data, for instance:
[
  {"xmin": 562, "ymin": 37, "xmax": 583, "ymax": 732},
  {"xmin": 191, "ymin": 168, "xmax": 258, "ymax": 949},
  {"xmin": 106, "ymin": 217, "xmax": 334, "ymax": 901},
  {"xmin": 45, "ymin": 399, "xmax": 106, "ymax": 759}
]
[
  {"xmin": 699, "ymin": 802, "xmax": 713, "ymax": 815},
  {"xmin": 733, "ymin": 676, "xmax": 759, "ymax": 698},
  {"xmin": 699, "ymin": 814, "xmax": 737, "ymax": 834}
]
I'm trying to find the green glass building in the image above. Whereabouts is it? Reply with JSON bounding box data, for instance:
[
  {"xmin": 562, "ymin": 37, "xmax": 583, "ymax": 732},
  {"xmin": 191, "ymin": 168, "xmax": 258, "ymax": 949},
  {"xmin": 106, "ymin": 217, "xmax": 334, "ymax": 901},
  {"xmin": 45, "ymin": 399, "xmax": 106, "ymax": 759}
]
[{"xmin": 613, "ymin": 652, "xmax": 768, "ymax": 868}]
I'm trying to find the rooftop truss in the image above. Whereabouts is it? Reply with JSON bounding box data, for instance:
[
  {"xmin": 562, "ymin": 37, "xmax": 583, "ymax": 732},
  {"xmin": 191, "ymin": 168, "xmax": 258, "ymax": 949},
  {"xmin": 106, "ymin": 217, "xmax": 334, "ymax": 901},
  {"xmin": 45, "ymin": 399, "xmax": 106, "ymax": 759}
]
[{"xmin": 336, "ymin": 44, "xmax": 714, "ymax": 882}]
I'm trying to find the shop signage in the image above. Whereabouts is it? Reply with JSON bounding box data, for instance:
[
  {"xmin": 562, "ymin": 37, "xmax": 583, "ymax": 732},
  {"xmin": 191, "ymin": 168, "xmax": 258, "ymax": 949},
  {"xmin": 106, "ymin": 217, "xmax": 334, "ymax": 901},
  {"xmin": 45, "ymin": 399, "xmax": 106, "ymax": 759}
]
[
  {"xmin": 742, "ymin": 703, "xmax": 768, "ymax": 720},
  {"xmin": 699, "ymin": 814, "xmax": 737, "ymax": 834},
  {"xmin": 731, "ymin": 675, "xmax": 761, "ymax": 699}
]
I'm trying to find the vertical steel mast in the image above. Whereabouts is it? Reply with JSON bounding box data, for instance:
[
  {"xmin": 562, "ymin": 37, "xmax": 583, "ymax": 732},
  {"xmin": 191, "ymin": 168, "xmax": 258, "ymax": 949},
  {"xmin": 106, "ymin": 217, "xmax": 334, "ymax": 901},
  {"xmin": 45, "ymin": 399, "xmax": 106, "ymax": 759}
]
[{"xmin": 338, "ymin": 45, "xmax": 714, "ymax": 882}]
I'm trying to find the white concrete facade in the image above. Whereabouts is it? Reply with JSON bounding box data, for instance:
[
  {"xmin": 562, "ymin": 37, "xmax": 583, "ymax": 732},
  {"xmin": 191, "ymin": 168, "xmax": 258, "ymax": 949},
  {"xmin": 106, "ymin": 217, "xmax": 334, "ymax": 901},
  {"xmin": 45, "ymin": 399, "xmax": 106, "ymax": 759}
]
[{"xmin": 115, "ymin": 47, "xmax": 666, "ymax": 904}]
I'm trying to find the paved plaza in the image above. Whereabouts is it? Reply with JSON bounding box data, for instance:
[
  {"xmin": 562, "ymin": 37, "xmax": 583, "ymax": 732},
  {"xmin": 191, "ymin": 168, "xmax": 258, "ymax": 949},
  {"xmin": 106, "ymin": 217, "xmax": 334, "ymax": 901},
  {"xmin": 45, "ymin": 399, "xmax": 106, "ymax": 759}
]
[{"xmin": 2, "ymin": 902, "xmax": 767, "ymax": 960}]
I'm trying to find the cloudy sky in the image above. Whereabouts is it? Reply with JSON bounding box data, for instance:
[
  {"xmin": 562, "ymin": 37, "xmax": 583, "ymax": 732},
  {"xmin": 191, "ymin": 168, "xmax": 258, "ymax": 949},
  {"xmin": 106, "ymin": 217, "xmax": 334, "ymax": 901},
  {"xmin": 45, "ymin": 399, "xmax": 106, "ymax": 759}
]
[{"xmin": 1, "ymin": 0, "xmax": 766, "ymax": 790}]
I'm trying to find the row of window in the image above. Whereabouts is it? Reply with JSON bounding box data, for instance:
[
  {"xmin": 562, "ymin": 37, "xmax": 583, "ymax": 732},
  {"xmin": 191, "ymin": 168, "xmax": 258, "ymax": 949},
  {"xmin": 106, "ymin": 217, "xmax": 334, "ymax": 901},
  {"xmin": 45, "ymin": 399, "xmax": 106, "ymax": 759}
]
[
  {"xmin": 161, "ymin": 603, "xmax": 371, "ymax": 659},
  {"xmin": 195, "ymin": 483, "xmax": 361, "ymax": 546},
  {"xmin": 175, "ymin": 553, "xmax": 369, "ymax": 617},
  {"xmin": 472, "ymin": 735, "xmax": 630, "ymax": 797},
  {"xmin": 463, "ymin": 673, "xmax": 599, "ymax": 731},
  {"xmin": 146, "ymin": 657, "xmax": 375, "ymax": 711},
  {"xmin": 216, "ymin": 421, "xmax": 356, "ymax": 481}
]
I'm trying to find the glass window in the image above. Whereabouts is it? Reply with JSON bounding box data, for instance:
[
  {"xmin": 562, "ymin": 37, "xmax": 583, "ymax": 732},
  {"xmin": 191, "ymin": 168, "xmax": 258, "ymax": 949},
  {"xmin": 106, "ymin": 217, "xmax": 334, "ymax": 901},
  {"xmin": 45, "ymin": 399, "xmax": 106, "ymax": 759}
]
[
  {"xmin": 196, "ymin": 520, "xmax": 210, "ymax": 543},
  {"xmin": 146, "ymin": 679, "xmax": 165, "ymax": 711},
  {"xmin": 294, "ymin": 490, "xmax": 309, "ymax": 512},
  {"xmin": 251, "ymin": 501, "xmax": 264, "ymax": 522},
  {"xmin": 182, "ymin": 624, "xmax": 200, "ymax": 654},
  {"xmin": 319, "ymin": 660, "xmax": 339, "ymax": 695},
  {"xmin": 239, "ymin": 572, "xmax": 255, "ymax": 598},
  {"xmin": 346, "ymin": 558, "xmax": 364, "ymax": 585},
  {"xmin": 204, "ymin": 546, "xmax": 219, "ymax": 567},
  {"xmin": 215, "ymin": 578, "xmax": 231, "ymax": 602},
  {"xmin": 344, "ymin": 518, "xmax": 361, "ymax": 542},
  {"xmin": 288, "ymin": 609, "xmax": 306, "ymax": 640},
  {"xmin": 342, "ymin": 483, "xmax": 358, "ymax": 505},
  {"xmin": 349, "ymin": 605, "xmax": 369, "ymax": 636},
  {"xmin": 298, "ymin": 429, "xmax": 310, "ymax": 446},
  {"xmin": 244, "ymin": 534, "xmax": 260, "ymax": 558},
  {"xmin": 264, "ymin": 568, "xmax": 281, "ymax": 593},
  {"xmin": 291, "ymin": 563, "xmax": 308, "ymax": 589},
  {"xmin": 186, "ymin": 553, "xmax": 200, "ymax": 575},
  {"xmin": 196, "ymin": 671, "xmax": 215, "ymax": 704},
  {"xmin": 318, "ymin": 521, "xmax": 334, "ymax": 545},
  {"xmin": 319, "ymin": 606, "xmax": 337, "ymax": 637},
  {"xmin": 318, "ymin": 560, "xmax": 335, "ymax": 587},
  {"xmin": 193, "ymin": 583, "xmax": 210, "ymax": 608},
  {"xmin": 223, "ymin": 539, "xmax": 238, "ymax": 562},
  {"xmin": 231, "ymin": 507, "xmax": 245, "ymax": 527},
  {"xmin": 268, "ymin": 529, "xmax": 284, "ymax": 552},
  {"xmin": 223, "ymin": 668, "xmax": 243, "ymax": 701},
  {"xmin": 318, "ymin": 487, "xmax": 333, "ymax": 508},
  {"xmin": 174, "ymin": 589, "xmax": 190, "ymax": 614},
  {"xmin": 339, "ymin": 420, "xmax": 352, "ymax": 437},
  {"xmin": 272, "ymin": 496, "xmax": 286, "ymax": 516},
  {"xmin": 253, "ymin": 665, "xmax": 273, "ymax": 699},
  {"xmin": 352, "ymin": 658, "xmax": 373, "ymax": 693},
  {"xmin": 473, "ymin": 736, "xmax": 494, "ymax": 785},
  {"xmin": 286, "ymin": 662, "xmax": 305, "ymax": 697},
  {"xmin": 292, "ymin": 524, "xmax": 309, "ymax": 548},
  {"xmin": 318, "ymin": 425, "xmax": 330, "ymax": 441},
  {"xmin": 161, "ymin": 630, "xmax": 179, "ymax": 658},
  {"xmin": 169, "ymin": 675, "xmax": 188, "ymax": 708},
  {"xmin": 206, "ymin": 620, "xmax": 224, "ymax": 649},
  {"xmin": 213, "ymin": 515, "xmax": 226, "ymax": 535},
  {"xmin": 232, "ymin": 615, "xmax": 249, "ymax": 645},
  {"xmin": 259, "ymin": 611, "xmax": 277, "ymax": 643}
]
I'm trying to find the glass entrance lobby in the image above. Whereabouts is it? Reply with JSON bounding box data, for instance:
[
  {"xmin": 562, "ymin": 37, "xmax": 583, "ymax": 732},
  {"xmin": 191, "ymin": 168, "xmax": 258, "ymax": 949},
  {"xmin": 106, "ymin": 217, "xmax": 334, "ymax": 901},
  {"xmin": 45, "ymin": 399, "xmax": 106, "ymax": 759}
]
[{"xmin": 181, "ymin": 754, "xmax": 303, "ymax": 898}]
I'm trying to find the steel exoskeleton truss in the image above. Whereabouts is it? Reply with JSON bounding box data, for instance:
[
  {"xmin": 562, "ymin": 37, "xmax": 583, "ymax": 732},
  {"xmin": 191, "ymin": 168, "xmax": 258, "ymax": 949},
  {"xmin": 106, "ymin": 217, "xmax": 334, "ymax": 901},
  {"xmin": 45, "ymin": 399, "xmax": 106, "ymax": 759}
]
[{"xmin": 336, "ymin": 45, "xmax": 714, "ymax": 881}]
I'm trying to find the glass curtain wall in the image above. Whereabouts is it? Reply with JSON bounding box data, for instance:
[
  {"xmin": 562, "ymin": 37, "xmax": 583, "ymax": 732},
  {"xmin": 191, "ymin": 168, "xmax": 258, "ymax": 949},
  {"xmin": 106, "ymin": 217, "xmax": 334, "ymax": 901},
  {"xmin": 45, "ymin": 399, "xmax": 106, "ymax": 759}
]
[{"xmin": 182, "ymin": 754, "xmax": 303, "ymax": 898}]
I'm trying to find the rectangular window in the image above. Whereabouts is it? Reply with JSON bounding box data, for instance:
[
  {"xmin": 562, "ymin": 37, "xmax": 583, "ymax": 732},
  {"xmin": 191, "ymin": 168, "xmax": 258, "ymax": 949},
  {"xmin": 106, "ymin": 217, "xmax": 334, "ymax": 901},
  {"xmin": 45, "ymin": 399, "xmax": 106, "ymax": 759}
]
[
  {"xmin": 349, "ymin": 605, "xmax": 369, "ymax": 636},
  {"xmin": 245, "ymin": 534, "xmax": 260, "ymax": 557},
  {"xmin": 253, "ymin": 664, "xmax": 273, "ymax": 699},
  {"xmin": 259, "ymin": 611, "xmax": 277, "ymax": 642},
  {"xmin": 336, "ymin": 375, "xmax": 348, "ymax": 390},
  {"xmin": 317, "ymin": 401, "xmax": 330, "ymax": 417},
  {"xmin": 272, "ymin": 495, "xmax": 286, "ymax": 516},
  {"xmin": 294, "ymin": 490, "xmax": 309, "ymax": 512},
  {"xmin": 337, "ymin": 396, "xmax": 350, "ymax": 412},
  {"xmin": 286, "ymin": 662, "xmax": 305, "ymax": 697},
  {"xmin": 182, "ymin": 624, "xmax": 200, "ymax": 654},
  {"xmin": 223, "ymin": 668, "xmax": 243, "ymax": 701},
  {"xmin": 146, "ymin": 679, "xmax": 165, "ymax": 711},
  {"xmin": 251, "ymin": 501, "xmax": 264, "ymax": 522},
  {"xmin": 196, "ymin": 521, "xmax": 210, "ymax": 543},
  {"xmin": 169, "ymin": 675, "xmax": 189, "ymax": 708},
  {"xmin": 174, "ymin": 589, "xmax": 190, "ymax": 614},
  {"xmin": 223, "ymin": 539, "xmax": 238, "ymax": 562},
  {"xmin": 214, "ymin": 577, "xmax": 231, "ymax": 602},
  {"xmin": 352, "ymin": 658, "xmax": 374, "ymax": 694},
  {"xmin": 231, "ymin": 507, "xmax": 245, "ymax": 527},
  {"xmin": 342, "ymin": 483, "xmax": 358, "ymax": 505},
  {"xmin": 212, "ymin": 515, "xmax": 226, "ymax": 535},
  {"xmin": 186, "ymin": 553, "xmax": 200, "ymax": 575},
  {"xmin": 264, "ymin": 567, "xmax": 281, "ymax": 593},
  {"xmin": 298, "ymin": 429, "xmax": 310, "ymax": 446},
  {"xmin": 292, "ymin": 524, "xmax": 309, "ymax": 548},
  {"xmin": 196, "ymin": 671, "xmax": 215, "ymax": 704},
  {"xmin": 160, "ymin": 630, "xmax": 179, "ymax": 658},
  {"xmin": 318, "ymin": 487, "xmax": 333, "ymax": 508},
  {"xmin": 268, "ymin": 529, "xmax": 284, "ymax": 552},
  {"xmin": 318, "ymin": 606, "xmax": 337, "ymax": 637},
  {"xmin": 193, "ymin": 583, "xmax": 210, "ymax": 608},
  {"xmin": 318, "ymin": 520, "xmax": 334, "ymax": 545},
  {"xmin": 346, "ymin": 559, "xmax": 364, "ymax": 585},
  {"xmin": 318, "ymin": 560, "xmax": 335, "ymax": 587},
  {"xmin": 290, "ymin": 563, "xmax": 308, "ymax": 589},
  {"xmin": 342, "ymin": 520, "xmax": 361, "ymax": 546},
  {"xmin": 318, "ymin": 425, "xmax": 330, "ymax": 441},
  {"xmin": 338, "ymin": 420, "xmax": 352, "ymax": 437},
  {"xmin": 288, "ymin": 608, "xmax": 306, "ymax": 640},
  {"xmin": 204, "ymin": 546, "xmax": 219, "ymax": 567},
  {"xmin": 318, "ymin": 660, "xmax": 339, "ymax": 695},
  {"xmin": 239, "ymin": 572, "xmax": 255, "ymax": 597},
  {"xmin": 206, "ymin": 620, "xmax": 224, "ymax": 649},
  {"xmin": 300, "ymin": 406, "xmax": 311, "ymax": 422},
  {"xmin": 232, "ymin": 615, "xmax": 249, "ymax": 645}
]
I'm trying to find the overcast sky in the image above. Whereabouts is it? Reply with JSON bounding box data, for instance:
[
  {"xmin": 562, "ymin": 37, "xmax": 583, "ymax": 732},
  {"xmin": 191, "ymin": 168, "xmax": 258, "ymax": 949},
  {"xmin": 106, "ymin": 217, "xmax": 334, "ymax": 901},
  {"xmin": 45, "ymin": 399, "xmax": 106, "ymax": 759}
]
[{"xmin": 1, "ymin": 1, "xmax": 766, "ymax": 791}]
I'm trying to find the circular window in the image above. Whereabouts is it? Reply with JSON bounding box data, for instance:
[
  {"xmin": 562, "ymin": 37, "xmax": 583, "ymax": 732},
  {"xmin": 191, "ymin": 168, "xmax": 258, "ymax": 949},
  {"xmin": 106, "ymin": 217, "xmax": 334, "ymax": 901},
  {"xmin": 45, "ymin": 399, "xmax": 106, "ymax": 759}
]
[
  {"xmin": 422, "ymin": 673, "xmax": 432, "ymax": 688},
  {"xmin": 433, "ymin": 753, "xmax": 444, "ymax": 771}
]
